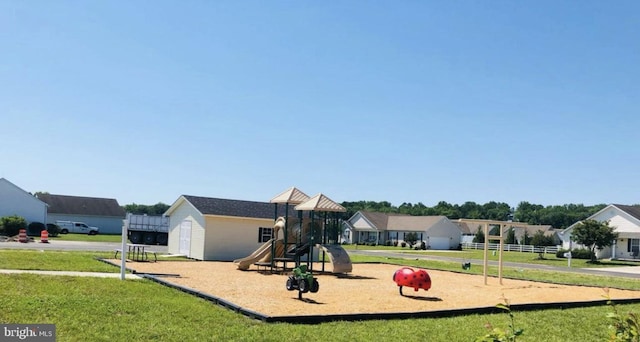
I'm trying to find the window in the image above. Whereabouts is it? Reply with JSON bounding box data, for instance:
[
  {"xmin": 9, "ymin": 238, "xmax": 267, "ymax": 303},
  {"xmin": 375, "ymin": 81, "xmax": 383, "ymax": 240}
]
[
  {"xmin": 628, "ymin": 239, "xmax": 640, "ymax": 255},
  {"xmin": 258, "ymin": 227, "xmax": 273, "ymax": 243}
]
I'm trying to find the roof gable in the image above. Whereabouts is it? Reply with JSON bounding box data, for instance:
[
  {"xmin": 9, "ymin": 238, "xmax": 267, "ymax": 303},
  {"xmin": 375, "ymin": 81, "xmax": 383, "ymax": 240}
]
[
  {"xmin": 357, "ymin": 211, "xmax": 392, "ymax": 229},
  {"xmin": 295, "ymin": 193, "xmax": 345, "ymax": 212},
  {"xmin": 613, "ymin": 204, "xmax": 640, "ymax": 222},
  {"xmin": 37, "ymin": 194, "xmax": 125, "ymax": 217},
  {"xmin": 0, "ymin": 178, "xmax": 47, "ymax": 207},
  {"xmin": 270, "ymin": 187, "xmax": 310, "ymax": 205}
]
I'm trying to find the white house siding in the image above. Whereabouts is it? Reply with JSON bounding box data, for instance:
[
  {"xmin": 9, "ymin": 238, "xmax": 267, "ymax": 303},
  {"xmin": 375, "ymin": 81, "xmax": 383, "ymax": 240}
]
[
  {"xmin": 561, "ymin": 205, "xmax": 640, "ymax": 259},
  {"xmin": 349, "ymin": 213, "xmax": 379, "ymax": 243},
  {"xmin": 47, "ymin": 214, "xmax": 124, "ymax": 234},
  {"xmin": 0, "ymin": 179, "xmax": 47, "ymax": 224},
  {"xmin": 350, "ymin": 214, "xmax": 375, "ymax": 230},
  {"xmin": 204, "ymin": 216, "xmax": 275, "ymax": 261},
  {"xmin": 167, "ymin": 201, "xmax": 205, "ymax": 258},
  {"xmin": 425, "ymin": 218, "xmax": 462, "ymax": 249}
]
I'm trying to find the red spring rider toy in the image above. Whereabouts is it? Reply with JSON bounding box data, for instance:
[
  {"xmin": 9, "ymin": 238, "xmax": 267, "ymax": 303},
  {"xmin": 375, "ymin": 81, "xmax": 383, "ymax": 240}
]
[{"xmin": 392, "ymin": 267, "xmax": 431, "ymax": 296}]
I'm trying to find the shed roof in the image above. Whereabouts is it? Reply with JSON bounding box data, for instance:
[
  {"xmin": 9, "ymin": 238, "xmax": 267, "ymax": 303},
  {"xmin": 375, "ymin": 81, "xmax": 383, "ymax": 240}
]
[
  {"xmin": 176, "ymin": 195, "xmax": 294, "ymax": 219},
  {"xmin": 270, "ymin": 187, "xmax": 310, "ymax": 204},
  {"xmin": 295, "ymin": 193, "xmax": 345, "ymax": 212},
  {"xmin": 38, "ymin": 194, "xmax": 125, "ymax": 217}
]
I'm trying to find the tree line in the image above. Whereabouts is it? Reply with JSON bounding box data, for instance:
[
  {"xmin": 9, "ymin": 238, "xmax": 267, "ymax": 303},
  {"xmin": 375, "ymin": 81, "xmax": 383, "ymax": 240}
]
[
  {"xmin": 122, "ymin": 203, "xmax": 170, "ymax": 215},
  {"xmin": 340, "ymin": 200, "xmax": 607, "ymax": 229},
  {"xmin": 120, "ymin": 200, "xmax": 607, "ymax": 230}
]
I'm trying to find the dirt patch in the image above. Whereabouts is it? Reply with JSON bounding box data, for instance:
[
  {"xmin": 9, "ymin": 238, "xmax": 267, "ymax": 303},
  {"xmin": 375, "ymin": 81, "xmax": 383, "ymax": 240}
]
[{"xmin": 119, "ymin": 260, "xmax": 640, "ymax": 317}]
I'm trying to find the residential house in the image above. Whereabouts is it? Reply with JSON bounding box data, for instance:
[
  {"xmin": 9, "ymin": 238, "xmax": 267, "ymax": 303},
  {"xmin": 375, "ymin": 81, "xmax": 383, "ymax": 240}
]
[
  {"xmin": 559, "ymin": 204, "xmax": 640, "ymax": 260},
  {"xmin": 37, "ymin": 194, "xmax": 126, "ymax": 234},
  {"xmin": 344, "ymin": 211, "xmax": 463, "ymax": 249}
]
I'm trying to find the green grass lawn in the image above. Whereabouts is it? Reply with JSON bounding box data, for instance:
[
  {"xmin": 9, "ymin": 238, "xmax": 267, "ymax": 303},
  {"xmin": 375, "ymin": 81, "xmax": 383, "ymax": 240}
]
[{"xmin": 0, "ymin": 249, "xmax": 638, "ymax": 341}]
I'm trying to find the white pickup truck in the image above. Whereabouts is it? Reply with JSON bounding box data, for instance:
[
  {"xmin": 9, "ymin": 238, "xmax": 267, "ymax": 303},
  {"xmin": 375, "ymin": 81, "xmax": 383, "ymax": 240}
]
[{"xmin": 55, "ymin": 221, "xmax": 100, "ymax": 235}]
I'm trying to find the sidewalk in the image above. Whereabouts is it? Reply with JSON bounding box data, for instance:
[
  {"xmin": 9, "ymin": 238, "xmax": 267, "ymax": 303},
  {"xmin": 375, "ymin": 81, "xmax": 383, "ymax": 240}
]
[{"xmin": 0, "ymin": 269, "xmax": 143, "ymax": 279}]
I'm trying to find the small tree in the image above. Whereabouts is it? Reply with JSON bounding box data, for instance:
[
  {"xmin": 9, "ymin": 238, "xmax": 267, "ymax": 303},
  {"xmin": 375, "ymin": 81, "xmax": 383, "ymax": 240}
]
[
  {"xmin": 404, "ymin": 232, "xmax": 418, "ymax": 247},
  {"xmin": 0, "ymin": 215, "xmax": 28, "ymax": 237},
  {"xmin": 572, "ymin": 219, "xmax": 618, "ymax": 263},
  {"xmin": 530, "ymin": 230, "xmax": 555, "ymax": 247},
  {"xmin": 520, "ymin": 231, "xmax": 531, "ymax": 245},
  {"xmin": 473, "ymin": 227, "xmax": 485, "ymax": 243}
]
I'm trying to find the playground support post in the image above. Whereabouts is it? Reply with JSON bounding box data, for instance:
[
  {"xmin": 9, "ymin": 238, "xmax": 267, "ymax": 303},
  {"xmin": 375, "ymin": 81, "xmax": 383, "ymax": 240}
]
[
  {"xmin": 483, "ymin": 223, "xmax": 488, "ymax": 285},
  {"xmin": 482, "ymin": 222, "xmax": 505, "ymax": 285}
]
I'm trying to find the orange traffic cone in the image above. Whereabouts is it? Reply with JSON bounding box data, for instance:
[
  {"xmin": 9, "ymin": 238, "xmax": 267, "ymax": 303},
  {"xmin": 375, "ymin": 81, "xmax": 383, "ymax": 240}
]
[{"xmin": 40, "ymin": 230, "xmax": 49, "ymax": 243}]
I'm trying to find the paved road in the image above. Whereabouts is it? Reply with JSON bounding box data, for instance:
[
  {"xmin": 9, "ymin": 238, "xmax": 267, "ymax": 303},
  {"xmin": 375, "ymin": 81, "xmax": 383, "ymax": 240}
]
[
  {"xmin": 348, "ymin": 249, "xmax": 640, "ymax": 279},
  {"xmin": 0, "ymin": 240, "xmax": 168, "ymax": 253}
]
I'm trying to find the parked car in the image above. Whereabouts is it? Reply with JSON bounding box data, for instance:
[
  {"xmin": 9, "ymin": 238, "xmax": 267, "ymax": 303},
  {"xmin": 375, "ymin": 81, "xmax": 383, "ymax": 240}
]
[{"xmin": 55, "ymin": 221, "xmax": 99, "ymax": 235}]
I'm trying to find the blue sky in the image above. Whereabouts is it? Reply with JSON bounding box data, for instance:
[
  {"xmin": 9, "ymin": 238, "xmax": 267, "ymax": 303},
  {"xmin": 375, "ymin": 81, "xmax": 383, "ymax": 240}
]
[{"xmin": 1, "ymin": 1, "xmax": 638, "ymax": 208}]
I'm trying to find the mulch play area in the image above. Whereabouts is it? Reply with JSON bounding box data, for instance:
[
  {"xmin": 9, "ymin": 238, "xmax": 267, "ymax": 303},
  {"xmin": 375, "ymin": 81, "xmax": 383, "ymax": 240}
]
[{"xmin": 113, "ymin": 260, "xmax": 640, "ymax": 323}]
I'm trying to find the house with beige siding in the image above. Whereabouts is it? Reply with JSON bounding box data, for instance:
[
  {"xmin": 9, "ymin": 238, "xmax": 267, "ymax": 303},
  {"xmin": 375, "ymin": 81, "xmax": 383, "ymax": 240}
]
[{"xmin": 343, "ymin": 211, "xmax": 463, "ymax": 249}]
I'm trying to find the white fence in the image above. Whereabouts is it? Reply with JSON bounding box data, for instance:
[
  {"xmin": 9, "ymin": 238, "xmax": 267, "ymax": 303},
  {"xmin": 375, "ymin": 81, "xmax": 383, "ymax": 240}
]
[{"xmin": 462, "ymin": 242, "xmax": 560, "ymax": 254}]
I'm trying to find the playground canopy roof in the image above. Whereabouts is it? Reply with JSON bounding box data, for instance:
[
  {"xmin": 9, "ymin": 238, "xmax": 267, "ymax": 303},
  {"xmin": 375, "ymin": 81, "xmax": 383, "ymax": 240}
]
[
  {"xmin": 295, "ymin": 193, "xmax": 346, "ymax": 212},
  {"xmin": 269, "ymin": 187, "xmax": 310, "ymax": 205}
]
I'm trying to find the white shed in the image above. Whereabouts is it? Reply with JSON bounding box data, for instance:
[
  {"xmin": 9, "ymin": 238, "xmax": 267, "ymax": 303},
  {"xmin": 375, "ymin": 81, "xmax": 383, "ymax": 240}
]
[
  {"xmin": 165, "ymin": 195, "xmax": 294, "ymax": 261},
  {"xmin": 0, "ymin": 178, "xmax": 47, "ymax": 224}
]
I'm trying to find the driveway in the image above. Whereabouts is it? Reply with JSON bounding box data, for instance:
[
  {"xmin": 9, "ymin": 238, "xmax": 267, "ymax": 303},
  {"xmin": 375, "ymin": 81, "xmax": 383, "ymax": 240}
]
[{"xmin": 0, "ymin": 240, "xmax": 168, "ymax": 253}]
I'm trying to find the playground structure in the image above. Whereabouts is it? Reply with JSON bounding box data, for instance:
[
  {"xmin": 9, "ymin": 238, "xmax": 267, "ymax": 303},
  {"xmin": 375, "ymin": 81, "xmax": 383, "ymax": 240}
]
[
  {"xmin": 234, "ymin": 187, "xmax": 352, "ymax": 277},
  {"xmin": 234, "ymin": 238, "xmax": 286, "ymax": 271},
  {"xmin": 392, "ymin": 267, "xmax": 432, "ymax": 296}
]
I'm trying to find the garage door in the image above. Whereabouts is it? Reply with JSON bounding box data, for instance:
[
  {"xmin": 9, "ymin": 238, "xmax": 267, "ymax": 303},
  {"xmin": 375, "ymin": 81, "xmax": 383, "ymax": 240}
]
[{"xmin": 428, "ymin": 237, "xmax": 450, "ymax": 250}]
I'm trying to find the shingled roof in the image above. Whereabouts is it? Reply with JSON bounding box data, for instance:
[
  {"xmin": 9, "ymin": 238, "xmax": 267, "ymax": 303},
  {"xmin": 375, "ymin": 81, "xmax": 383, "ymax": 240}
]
[
  {"xmin": 37, "ymin": 194, "xmax": 125, "ymax": 217},
  {"xmin": 358, "ymin": 211, "xmax": 392, "ymax": 229},
  {"xmin": 614, "ymin": 204, "xmax": 640, "ymax": 221},
  {"xmin": 179, "ymin": 195, "xmax": 295, "ymax": 219}
]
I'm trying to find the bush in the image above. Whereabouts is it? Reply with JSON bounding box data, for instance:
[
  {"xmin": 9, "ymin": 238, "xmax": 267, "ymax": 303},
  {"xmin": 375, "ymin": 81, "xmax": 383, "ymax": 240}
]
[
  {"xmin": 400, "ymin": 242, "xmax": 406, "ymax": 248},
  {"xmin": 27, "ymin": 222, "xmax": 46, "ymax": 236},
  {"xmin": 385, "ymin": 240, "xmax": 392, "ymax": 246},
  {"xmin": 46, "ymin": 223, "xmax": 61, "ymax": 237},
  {"xmin": 393, "ymin": 240, "xmax": 398, "ymax": 247},
  {"xmin": 556, "ymin": 248, "xmax": 594, "ymax": 260},
  {"xmin": 0, "ymin": 215, "xmax": 27, "ymax": 237}
]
